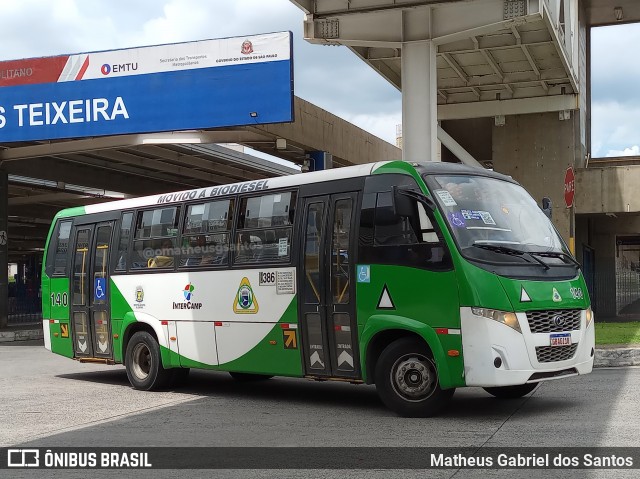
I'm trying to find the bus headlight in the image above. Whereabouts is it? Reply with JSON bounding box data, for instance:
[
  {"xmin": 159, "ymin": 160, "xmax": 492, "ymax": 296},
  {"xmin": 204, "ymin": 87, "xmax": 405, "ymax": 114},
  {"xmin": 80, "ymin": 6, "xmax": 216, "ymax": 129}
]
[
  {"xmin": 471, "ymin": 308, "xmax": 521, "ymax": 333},
  {"xmin": 585, "ymin": 307, "xmax": 594, "ymax": 327}
]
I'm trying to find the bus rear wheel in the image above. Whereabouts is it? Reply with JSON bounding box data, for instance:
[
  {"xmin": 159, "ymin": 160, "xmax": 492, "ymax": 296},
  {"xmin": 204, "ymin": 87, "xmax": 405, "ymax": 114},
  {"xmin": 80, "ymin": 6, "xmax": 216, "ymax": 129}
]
[
  {"xmin": 125, "ymin": 331, "xmax": 173, "ymax": 390},
  {"xmin": 375, "ymin": 337, "xmax": 454, "ymax": 417},
  {"xmin": 483, "ymin": 383, "xmax": 538, "ymax": 399}
]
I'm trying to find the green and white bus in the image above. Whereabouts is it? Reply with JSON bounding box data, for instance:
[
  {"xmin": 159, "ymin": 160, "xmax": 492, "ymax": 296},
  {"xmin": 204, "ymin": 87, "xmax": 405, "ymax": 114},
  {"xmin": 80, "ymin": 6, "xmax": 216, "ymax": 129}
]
[{"xmin": 42, "ymin": 161, "xmax": 594, "ymax": 417}]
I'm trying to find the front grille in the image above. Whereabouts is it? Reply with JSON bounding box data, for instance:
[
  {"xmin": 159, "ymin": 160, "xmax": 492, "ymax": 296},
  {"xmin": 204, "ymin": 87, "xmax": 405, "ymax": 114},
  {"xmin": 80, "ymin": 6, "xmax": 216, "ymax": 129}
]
[
  {"xmin": 536, "ymin": 344, "xmax": 578, "ymax": 363},
  {"xmin": 526, "ymin": 309, "xmax": 581, "ymax": 333}
]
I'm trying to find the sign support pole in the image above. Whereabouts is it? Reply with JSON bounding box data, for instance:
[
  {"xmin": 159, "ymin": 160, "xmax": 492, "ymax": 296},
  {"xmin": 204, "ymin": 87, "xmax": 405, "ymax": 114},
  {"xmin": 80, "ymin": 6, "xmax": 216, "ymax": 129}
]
[
  {"xmin": 564, "ymin": 166, "xmax": 576, "ymax": 256},
  {"xmin": 569, "ymin": 204, "xmax": 575, "ymax": 256},
  {"xmin": 0, "ymin": 168, "xmax": 8, "ymax": 329}
]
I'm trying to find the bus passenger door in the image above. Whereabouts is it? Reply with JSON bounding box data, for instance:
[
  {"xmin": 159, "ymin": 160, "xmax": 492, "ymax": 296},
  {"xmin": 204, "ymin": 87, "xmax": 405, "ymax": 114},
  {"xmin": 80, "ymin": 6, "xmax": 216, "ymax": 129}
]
[
  {"xmin": 299, "ymin": 193, "xmax": 360, "ymax": 379},
  {"xmin": 69, "ymin": 222, "xmax": 114, "ymax": 360}
]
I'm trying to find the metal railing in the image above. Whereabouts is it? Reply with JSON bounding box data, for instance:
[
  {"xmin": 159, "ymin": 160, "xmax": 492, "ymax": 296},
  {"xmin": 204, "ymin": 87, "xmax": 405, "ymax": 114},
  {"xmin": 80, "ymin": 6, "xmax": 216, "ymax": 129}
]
[
  {"xmin": 616, "ymin": 266, "xmax": 640, "ymax": 316},
  {"xmin": 7, "ymin": 295, "xmax": 42, "ymax": 325}
]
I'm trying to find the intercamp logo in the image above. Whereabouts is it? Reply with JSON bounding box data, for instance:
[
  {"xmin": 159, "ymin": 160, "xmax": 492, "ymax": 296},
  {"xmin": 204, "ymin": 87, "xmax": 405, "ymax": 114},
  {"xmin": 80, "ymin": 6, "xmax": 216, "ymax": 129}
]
[{"xmin": 7, "ymin": 449, "xmax": 39, "ymax": 467}]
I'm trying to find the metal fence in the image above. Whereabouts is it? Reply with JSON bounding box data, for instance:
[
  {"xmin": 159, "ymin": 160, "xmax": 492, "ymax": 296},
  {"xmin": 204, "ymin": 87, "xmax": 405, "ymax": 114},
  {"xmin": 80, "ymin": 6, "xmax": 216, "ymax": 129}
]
[
  {"xmin": 7, "ymin": 295, "xmax": 42, "ymax": 325},
  {"xmin": 615, "ymin": 245, "xmax": 640, "ymax": 316}
]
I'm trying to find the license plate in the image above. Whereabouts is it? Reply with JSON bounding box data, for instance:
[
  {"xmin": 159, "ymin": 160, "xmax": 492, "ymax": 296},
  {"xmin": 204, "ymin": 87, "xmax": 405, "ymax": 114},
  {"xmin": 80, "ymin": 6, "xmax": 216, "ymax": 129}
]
[{"xmin": 550, "ymin": 333, "xmax": 571, "ymax": 347}]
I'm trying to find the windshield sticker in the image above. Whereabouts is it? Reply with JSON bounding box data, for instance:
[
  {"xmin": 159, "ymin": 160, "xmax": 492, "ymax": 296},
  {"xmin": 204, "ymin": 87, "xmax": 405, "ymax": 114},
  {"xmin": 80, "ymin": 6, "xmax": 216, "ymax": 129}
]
[
  {"xmin": 479, "ymin": 211, "xmax": 496, "ymax": 225},
  {"xmin": 448, "ymin": 212, "xmax": 466, "ymax": 227},
  {"xmin": 461, "ymin": 209, "xmax": 482, "ymax": 220},
  {"xmin": 435, "ymin": 190, "xmax": 457, "ymax": 207}
]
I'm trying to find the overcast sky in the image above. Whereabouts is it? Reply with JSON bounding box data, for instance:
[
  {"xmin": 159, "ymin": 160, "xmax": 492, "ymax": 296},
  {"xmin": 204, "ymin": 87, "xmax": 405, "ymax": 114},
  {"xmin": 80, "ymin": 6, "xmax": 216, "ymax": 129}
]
[{"xmin": 0, "ymin": 0, "xmax": 635, "ymax": 158}]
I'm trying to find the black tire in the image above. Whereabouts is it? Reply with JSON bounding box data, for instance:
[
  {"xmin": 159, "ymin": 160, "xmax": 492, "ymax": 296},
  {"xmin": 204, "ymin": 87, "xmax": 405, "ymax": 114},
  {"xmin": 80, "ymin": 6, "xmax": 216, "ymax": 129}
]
[
  {"xmin": 483, "ymin": 383, "xmax": 538, "ymax": 399},
  {"xmin": 229, "ymin": 372, "xmax": 274, "ymax": 381},
  {"xmin": 125, "ymin": 331, "xmax": 173, "ymax": 390},
  {"xmin": 171, "ymin": 368, "xmax": 190, "ymax": 388},
  {"xmin": 375, "ymin": 337, "xmax": 454, "ymax": 417}
]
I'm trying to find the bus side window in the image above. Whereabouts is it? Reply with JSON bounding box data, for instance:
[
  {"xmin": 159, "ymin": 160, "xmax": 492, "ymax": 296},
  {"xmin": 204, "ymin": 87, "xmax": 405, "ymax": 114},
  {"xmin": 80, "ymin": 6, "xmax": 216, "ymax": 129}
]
[
  {"xmin": 180, "ymin": 199, "xmax": 234, "ymax": 268},
  {"xmin": 115, "ymin": 212, "xmax": 133, "ymax": 272},
  {"xmin": 234, "ymin": 191, "xmax": 296, "ymax": 265},
  {"xmin": 374, "ymin": 191, "xmax": 419, "ymax": 246},
  {"xmin": 359, "ymin": 175, "xmax": 452, "ymax": 271},
  {"xmin": 48, "ymin": 220, "xmax": 72, "ymax": 276},
  {"xmin": 130, "ymin": 207, "xmax": 180, "ymax": 270}
]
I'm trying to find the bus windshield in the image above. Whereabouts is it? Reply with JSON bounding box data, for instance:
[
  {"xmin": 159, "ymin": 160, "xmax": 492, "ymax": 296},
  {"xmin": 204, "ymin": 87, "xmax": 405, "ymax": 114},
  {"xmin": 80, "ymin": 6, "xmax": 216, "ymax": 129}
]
[{"xmin": 426, "ymin": 174, "xmax": 570, "ymax": 264}]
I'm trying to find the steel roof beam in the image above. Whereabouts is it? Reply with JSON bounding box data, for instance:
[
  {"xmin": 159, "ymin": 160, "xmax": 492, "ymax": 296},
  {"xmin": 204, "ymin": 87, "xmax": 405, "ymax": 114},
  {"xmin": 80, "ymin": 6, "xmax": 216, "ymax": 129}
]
[
  {"xmin": 9, "ymin": 192, "xmax": 94, "ymax": 207},
  {"xmin": 3, "ymin": 157, "xmax": 185, "ymax": 194},
  {"xmin": 442, "ymin": 53, "xmax": 469, "ymax": 84},
  {"xmin": 74, "ymin": 149, "xmax": 238, "ymax": 185},
  {"xmin": 133, "ymin": 146, "xmax": 265, "ymax": 182}
]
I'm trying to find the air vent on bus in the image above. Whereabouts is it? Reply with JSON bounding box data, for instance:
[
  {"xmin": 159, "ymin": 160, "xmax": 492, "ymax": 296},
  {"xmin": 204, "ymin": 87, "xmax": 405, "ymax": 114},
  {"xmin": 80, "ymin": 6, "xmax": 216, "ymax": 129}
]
[{"xmin": 526, "ymin": 309, "xmax": 581, "ymax": 333}]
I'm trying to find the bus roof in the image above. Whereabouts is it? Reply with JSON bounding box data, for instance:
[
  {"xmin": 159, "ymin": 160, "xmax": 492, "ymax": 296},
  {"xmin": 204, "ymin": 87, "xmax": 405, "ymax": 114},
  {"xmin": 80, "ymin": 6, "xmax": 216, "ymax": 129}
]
[
  {"xmin": 416, "ymin": 161, "xmax": 515, "ymax": 183},
  {"xmin": 54, "ymin": 161, "xmax": 514, "ymax": 219},
  {"xmin": 65, "ymin": 161, "xmax": 386, "ymax": 218}
]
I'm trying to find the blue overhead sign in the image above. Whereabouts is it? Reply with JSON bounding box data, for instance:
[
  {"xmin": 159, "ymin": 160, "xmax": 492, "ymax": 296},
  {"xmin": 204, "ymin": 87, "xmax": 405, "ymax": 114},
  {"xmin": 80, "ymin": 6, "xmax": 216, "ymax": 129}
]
[{"xmin": 0, "ymin": 32, "xmax": 293, "ymax": 143}]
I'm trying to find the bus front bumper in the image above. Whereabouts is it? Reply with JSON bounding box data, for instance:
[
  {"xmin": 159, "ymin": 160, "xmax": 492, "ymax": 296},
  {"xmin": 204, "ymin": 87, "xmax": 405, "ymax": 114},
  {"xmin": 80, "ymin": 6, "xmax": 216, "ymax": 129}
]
[{"xmin": 460, "ymin": 307, "xmax": 595, "ymax": 387}]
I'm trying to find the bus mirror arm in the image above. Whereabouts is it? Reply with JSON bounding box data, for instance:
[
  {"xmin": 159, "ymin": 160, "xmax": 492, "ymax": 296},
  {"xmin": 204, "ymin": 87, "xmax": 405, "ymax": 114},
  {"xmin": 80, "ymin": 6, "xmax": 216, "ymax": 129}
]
[{"xmin": 393, "ymin": 187, "xmax": 436, "ymax": 215}]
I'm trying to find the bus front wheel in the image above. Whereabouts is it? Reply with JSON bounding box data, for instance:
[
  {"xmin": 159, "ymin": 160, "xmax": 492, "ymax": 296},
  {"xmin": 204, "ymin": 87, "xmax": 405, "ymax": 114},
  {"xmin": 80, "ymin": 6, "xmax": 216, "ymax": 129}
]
[
  {"xmin": 375, "ymin": 337, "xmax": 454, "ymax": 417},
  {"xmin": 125, "ymin": 331, "xmax": 173, "ymax": 390},
  {"xmin": 483, "ymin": 383, "xmax": 538, "ymax": 399}
]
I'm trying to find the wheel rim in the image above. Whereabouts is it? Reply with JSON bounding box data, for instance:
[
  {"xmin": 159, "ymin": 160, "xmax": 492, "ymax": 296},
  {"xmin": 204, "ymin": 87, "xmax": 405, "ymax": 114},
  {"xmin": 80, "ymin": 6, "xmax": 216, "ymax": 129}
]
[
  {"xmin": 390, "ymin": 353, "xmax": 437, "ymax": 402},
  {"xmin": 131, "ymin": 342, "xmax": 152, "ymax": 381}
]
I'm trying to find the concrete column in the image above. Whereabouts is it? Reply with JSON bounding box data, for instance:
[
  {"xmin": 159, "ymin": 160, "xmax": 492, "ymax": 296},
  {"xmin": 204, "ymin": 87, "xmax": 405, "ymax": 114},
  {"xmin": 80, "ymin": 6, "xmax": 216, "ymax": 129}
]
[
  {"xmin": 401, "ymin": 40, "xmax": 438, "ymax": 163},
  {"xmin": 0, "ymin": 169, "xmax": 8, "ymax": 329},
  {"xmin": 492, "ymin": 112, "xmax": 578, "ymax": 242}
]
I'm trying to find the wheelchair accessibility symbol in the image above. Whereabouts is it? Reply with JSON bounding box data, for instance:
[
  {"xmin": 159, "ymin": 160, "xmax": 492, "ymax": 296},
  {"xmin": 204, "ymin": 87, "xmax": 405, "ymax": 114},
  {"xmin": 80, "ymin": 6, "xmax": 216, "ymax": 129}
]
[
  {"xmin": 94, "ymin": 278, "xmax": 106, "ymax": 300},
  {"xmin": 357, "ymin": 265, "xmax": 370, "ymax": 283}
]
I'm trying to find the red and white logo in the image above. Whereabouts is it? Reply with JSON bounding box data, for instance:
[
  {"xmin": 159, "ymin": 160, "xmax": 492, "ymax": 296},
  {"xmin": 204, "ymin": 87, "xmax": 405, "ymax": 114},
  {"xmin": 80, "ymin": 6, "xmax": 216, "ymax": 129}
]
[{"xmin": 241, "ymin": 40, "xmax": 253, "ymax": 55}]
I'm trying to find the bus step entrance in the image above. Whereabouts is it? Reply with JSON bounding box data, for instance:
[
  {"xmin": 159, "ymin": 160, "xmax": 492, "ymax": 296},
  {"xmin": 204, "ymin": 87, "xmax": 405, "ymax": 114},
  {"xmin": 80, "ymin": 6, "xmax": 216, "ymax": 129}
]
[
  {"xmin": 305, "ymin": 375, "xmax": 364, "ymax": 385},
  {"xmin": 76, "ymin": 357, "xmax": 116, "ymax": 365}
]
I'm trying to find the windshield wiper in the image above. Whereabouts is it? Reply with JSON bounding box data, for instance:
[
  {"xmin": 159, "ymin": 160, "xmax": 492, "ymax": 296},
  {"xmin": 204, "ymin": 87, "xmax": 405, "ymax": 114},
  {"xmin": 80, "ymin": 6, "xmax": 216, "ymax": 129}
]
[
  {"xmin": 529, "ymin": 250, "xmax": 580, "ymax": 268},
  {"xmin": 472, "ymin": 244, "xmax": 550, "ymax": 269}
]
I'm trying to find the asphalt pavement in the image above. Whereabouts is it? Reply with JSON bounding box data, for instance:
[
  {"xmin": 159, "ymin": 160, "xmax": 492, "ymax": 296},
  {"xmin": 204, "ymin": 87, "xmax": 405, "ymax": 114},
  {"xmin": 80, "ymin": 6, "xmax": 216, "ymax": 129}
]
[{"xmin": 2, "ymin": 340, "xmax": 639, "ymax": 479}]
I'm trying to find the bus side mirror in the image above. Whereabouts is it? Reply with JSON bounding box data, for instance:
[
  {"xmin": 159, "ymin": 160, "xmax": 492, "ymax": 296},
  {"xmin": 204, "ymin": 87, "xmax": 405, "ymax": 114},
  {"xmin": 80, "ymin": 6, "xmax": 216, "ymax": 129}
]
[
  {"xmin": 541, "ymin": 197, "xmax": 552, "ymax": 219},
  {"xmin": 393, "ymin": 187, "xmax": 435, "ymax": 216},
  {"xmin": 393, "ymin": 187, "xmax": 415, "ymax": 217}
]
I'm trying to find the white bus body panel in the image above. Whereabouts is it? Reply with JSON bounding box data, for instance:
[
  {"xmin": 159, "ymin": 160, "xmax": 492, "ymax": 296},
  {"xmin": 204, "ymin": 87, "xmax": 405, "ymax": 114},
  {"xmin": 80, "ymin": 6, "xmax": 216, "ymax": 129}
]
[
  {"xmin": 461, "ymin": 307, "xmax": 595, "ymax": 387},
  {"xmin": 43, "ymin": 319, "xmax": 52, "ymax": 351},
  {"xmin": 112, "ymin": 268, "xmax": 296, "ymax": 366}
]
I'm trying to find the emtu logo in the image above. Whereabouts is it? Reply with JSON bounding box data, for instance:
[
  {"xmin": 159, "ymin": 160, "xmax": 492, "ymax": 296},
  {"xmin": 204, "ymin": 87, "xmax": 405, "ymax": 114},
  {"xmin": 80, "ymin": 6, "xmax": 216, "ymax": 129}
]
[{"xmin": 101, "ymin": 63, "xmax": 138, "ymax": 75}]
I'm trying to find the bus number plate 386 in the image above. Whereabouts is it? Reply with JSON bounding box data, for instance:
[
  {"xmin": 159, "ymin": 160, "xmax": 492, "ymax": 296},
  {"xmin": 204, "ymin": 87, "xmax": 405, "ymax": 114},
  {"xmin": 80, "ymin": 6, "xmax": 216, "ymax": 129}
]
[
  {"xmin": 550, "ymin": 333, "xmax": 571, "ymax": 347},
  {"xmin": 259, "ymin": 271, "xmax": 276, "ymax": 286}
]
